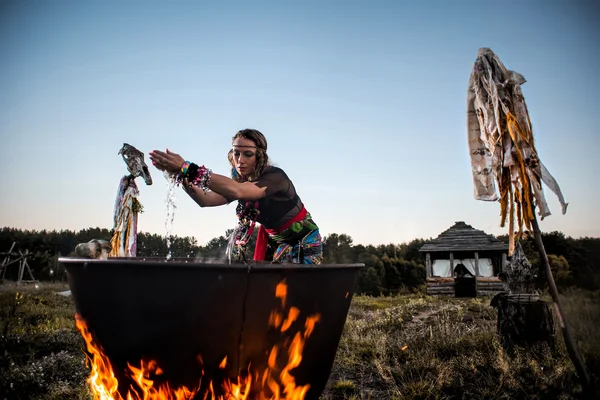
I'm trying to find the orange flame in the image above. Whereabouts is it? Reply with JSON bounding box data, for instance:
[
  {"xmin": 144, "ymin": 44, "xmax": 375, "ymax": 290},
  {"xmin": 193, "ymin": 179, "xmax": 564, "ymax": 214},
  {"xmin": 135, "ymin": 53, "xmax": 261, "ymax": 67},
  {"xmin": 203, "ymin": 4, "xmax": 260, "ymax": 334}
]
[{"xmin": 75, "ymin": 279, "xmax": 320, "ymax": 400}]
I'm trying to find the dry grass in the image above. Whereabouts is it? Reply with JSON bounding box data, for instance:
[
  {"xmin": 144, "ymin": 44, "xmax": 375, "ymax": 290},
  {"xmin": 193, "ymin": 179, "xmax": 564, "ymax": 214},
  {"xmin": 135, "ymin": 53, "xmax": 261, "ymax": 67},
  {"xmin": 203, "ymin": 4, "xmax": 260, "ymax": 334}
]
[
  {"xmin": 322, "ymin": 291, "xmax": 600, "ymax": 400},
  {"xmin": 0, "ymin": 282, "xmax": 598, "ymax": 400},
  {"xmin": 557, "ymin": 289, "xmax": 600, "ymax": 392},
  {"xmin": 0, "ymin": 282, "xmax": 90, "ymax": 400}
]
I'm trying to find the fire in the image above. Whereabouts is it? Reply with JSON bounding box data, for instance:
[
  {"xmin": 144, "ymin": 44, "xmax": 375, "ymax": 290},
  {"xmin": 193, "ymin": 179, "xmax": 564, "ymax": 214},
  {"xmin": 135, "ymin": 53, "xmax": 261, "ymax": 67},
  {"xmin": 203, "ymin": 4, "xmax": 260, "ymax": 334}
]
[
  {"xmin": 75, "ymin": 279, "xmax": 320, "ymax": 400},
  {"xmin": 75, "ymin": 314, "xmax": 199, "ymax": 400}
]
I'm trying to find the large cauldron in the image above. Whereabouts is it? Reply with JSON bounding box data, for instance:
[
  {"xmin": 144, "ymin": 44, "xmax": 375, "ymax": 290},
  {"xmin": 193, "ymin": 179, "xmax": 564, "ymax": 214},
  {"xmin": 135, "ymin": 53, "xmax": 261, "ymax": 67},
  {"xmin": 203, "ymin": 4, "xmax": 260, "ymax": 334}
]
[{"xmin": 59, "ymin": 257, "xmax": 363, "ymax": 399}]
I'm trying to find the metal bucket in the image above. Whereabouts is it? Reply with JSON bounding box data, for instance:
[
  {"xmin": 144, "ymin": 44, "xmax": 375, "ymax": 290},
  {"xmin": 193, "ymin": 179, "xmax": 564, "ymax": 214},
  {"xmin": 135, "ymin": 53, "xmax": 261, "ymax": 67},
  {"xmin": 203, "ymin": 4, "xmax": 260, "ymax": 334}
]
[{"xmin": 59, "ymin": 257, "xmax": 363, "ymax": 399}]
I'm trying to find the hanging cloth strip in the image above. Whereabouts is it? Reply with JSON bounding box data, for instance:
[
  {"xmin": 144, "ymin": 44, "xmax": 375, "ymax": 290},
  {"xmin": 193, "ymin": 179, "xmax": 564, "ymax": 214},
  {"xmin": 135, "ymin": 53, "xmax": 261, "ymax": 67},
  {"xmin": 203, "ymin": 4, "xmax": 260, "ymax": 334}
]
[
  {"xmin": 109, "ymin": 176, "xmax": 141, "ymax": 257},
  {"xmin": 466, "ymin": 48, "xmax": 568, "ymax": 255}
]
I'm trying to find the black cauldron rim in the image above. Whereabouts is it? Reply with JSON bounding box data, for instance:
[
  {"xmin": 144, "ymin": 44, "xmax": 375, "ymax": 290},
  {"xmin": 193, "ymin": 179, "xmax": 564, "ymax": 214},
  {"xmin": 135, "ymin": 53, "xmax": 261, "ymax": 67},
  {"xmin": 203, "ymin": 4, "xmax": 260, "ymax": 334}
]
[{"xmin": 58, "ymin": 256, "xmax": 365, "ymax": 271}]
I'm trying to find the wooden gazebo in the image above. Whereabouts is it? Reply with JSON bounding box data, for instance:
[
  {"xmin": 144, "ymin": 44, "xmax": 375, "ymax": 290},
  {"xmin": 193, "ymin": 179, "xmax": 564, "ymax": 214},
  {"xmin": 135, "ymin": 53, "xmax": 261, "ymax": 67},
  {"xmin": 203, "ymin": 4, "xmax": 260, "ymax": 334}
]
[{"xmin": 419, "ymin": 221, "xmax": 508, "ymax": 297}]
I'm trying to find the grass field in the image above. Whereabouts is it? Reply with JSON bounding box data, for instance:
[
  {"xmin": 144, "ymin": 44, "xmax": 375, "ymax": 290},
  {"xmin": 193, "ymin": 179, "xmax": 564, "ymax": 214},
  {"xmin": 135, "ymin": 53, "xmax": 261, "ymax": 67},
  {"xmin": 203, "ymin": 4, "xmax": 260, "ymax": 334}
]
[{"xmin": 0, "ymin": 282, "xmax": 598, "ymax": 400}]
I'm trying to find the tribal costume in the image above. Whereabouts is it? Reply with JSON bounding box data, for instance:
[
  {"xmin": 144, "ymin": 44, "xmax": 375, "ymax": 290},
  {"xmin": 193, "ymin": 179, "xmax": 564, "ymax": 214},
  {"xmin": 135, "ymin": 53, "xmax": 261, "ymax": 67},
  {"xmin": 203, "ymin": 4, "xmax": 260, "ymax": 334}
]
[{"xmin": 227, "ymin": 166, "xmax": 323, "ymax": 264}]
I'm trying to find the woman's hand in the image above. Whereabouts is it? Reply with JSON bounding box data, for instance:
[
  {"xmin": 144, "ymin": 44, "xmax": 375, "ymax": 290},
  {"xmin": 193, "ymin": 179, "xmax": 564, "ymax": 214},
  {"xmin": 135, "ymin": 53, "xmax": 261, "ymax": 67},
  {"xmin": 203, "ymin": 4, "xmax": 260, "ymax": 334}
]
[{"xmin": 149, "ymin": 149, "xmax": 186, "ymax": 175}]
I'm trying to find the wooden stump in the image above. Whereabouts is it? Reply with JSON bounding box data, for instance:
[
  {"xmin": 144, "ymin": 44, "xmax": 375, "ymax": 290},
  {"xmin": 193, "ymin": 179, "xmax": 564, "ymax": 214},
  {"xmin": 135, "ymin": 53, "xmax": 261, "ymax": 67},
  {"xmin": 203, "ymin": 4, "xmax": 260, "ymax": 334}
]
[{"xmin": 490, "ymin": 292, "xmax": 555, "ymax": 352}]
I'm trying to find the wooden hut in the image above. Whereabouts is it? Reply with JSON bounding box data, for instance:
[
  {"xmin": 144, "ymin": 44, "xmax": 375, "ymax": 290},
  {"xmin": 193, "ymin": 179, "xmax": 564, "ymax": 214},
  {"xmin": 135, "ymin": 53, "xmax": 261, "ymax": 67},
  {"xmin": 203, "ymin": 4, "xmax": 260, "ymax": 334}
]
[{"xmin": 419, "ymin": 221, "xmax": 508, "ymax": 297}]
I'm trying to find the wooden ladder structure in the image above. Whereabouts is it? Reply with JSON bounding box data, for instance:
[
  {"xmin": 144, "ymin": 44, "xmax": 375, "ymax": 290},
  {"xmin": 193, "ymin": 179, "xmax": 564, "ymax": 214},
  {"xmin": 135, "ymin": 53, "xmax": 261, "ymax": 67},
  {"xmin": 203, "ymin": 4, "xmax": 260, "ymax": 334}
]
[{"xmin": 0, "ymin": 242, "xmax": 38, "ymax": 284}]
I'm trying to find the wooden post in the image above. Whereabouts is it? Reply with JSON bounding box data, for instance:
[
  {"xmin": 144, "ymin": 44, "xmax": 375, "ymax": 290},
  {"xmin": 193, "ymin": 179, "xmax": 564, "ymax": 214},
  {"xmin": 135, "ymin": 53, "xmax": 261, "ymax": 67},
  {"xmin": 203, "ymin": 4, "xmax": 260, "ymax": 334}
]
[
  {"xmin": 501, "ymin": 252, "xmax": 508, "ymax": 271},
  {"xmin": 425, "ymin": 253, "xmax": 432, "ymax": 277},
  {"xmin": 474, "ymin": 251, "xmax": 480, "ymax": 296},
  {"xmin": 531, "ymin": 214, "xmax": 592, "ymax": 396},
  {"xmin": 0, "ymin": 242, "xmax": 16, "ymax": 282},
  {"xmin": 17, "ymin": 259, "xmax": 25, "ymax": 283},
  {"xmin": 449, "ymin": 252, "xmax": 454, "ymax": 276}
]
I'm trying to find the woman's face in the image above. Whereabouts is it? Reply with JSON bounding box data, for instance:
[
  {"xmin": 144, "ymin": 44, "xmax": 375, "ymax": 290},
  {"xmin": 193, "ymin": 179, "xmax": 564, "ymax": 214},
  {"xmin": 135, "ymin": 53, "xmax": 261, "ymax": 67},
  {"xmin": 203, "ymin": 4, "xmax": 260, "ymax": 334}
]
[{"xmin": 232, "ymin": 137, "xmax": 258, "ymax": 177}]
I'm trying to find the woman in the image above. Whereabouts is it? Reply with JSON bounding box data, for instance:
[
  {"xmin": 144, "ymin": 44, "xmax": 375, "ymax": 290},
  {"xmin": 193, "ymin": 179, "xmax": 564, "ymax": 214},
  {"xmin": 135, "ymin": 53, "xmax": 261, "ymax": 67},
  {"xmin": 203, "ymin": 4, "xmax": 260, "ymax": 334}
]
[{"xmin": 149, "ymin": 129, "xmax": 323, "ymax": 264}]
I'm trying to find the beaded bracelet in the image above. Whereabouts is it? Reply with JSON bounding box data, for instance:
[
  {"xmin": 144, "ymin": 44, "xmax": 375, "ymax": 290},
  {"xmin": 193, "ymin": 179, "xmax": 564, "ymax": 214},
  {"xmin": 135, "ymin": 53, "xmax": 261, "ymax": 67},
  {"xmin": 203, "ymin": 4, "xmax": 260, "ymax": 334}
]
[
  {"xmin": 180, "ymin": 161, "xmax": 190, "ymax": 177},
  {"xmin": 174, "ymin": 161, "xmax": 189, "ymax": 186},
  {"xmin": 176, "ymin": 161, "xmax": 212, "ymax": 193}
]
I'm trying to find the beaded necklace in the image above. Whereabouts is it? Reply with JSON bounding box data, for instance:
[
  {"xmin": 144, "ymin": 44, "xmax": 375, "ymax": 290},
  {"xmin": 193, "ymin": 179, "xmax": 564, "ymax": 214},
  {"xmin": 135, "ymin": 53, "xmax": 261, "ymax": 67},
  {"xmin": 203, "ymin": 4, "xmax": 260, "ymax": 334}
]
[{"xmin": 234, "ymin": 200, "xmax": 260, "ymax": 248}]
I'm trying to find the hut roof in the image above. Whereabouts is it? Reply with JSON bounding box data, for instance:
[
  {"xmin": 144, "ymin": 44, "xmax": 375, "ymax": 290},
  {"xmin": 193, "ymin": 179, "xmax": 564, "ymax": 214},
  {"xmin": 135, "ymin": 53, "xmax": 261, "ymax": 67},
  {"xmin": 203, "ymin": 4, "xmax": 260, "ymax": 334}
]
[{"xmin": 419, "ymin": 221, "xmax": 508, "ymax": 252}]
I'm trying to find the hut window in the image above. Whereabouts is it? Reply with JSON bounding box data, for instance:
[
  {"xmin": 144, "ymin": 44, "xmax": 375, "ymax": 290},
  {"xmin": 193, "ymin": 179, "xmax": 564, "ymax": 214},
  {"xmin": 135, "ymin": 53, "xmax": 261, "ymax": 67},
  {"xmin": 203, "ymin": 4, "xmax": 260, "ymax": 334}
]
[
  {"xmin": 477, "ymin": 258, "xmax": 494, "ymax": 276},
  {"xmin": 454, "ymin": 258, "xmax": 494, "ymax": 277},
  {"xmin": 432, "ymin": 259, "xmax": 452, "ymax": 277}
]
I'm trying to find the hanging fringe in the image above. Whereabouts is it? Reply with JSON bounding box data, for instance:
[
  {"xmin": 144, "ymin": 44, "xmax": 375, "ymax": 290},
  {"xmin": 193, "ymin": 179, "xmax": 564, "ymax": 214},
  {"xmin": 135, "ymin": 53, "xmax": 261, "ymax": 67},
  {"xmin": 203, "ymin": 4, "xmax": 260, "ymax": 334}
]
[
  {"xmin": 109, "ymin": 176, "xmax": 141, "ymax": 257},
  {"xmin": 466, "ymin": 48, "xmax": 568, "ymax": 255}
]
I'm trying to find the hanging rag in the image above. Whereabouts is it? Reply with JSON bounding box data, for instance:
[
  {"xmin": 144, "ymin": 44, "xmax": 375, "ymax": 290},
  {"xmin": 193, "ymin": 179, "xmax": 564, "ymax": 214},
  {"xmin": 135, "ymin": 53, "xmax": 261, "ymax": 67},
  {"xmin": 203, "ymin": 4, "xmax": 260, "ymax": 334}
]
[
  {"xmin": 109, "ymin": 175, "xmax": 141, "ymax": 257},
  {"xmin": 466, "ymin": 48, "xmax": 568, "ymax": 255}
]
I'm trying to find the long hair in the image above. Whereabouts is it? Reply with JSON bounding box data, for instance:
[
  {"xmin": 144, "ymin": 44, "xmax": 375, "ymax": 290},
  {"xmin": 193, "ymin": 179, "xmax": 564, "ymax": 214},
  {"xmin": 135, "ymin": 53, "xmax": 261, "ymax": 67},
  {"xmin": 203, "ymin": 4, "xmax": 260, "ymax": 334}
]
[{"xmin": 228, "ymin": 129, "xmax": 269, "ymax": 182}]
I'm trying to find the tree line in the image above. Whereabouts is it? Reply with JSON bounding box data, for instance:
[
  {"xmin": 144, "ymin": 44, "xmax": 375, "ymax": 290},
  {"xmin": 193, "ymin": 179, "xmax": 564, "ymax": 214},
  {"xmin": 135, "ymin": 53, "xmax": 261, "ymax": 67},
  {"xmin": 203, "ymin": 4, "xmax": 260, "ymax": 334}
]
[{"xmin": 0, "ymin": 226, "xmax": 598, "ymax": 294}]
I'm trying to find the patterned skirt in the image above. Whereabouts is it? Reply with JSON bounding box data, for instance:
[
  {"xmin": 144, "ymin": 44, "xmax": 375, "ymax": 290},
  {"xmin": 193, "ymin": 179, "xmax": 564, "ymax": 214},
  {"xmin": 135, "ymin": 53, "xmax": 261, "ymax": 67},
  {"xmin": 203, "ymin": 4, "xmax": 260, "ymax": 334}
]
[{"xmin": 272, "ymin": 228, "xmax": 323, "ymax": 264}]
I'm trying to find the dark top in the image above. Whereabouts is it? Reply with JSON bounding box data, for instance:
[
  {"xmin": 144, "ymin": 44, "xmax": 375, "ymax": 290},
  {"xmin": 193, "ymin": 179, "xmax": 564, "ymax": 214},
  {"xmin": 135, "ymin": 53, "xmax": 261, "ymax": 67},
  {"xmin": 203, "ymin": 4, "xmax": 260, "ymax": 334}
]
[{"xmin": 249, "ymin": 166, "xmax": 303, "ymax": 229}]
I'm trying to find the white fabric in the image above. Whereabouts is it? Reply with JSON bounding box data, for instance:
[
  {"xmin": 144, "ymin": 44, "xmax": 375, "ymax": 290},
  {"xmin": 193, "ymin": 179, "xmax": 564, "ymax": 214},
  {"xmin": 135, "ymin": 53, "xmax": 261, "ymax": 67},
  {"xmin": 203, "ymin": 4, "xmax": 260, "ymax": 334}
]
[
  {"xmin": 466, "ymin": 48, "xmax": 567, "ymax": 216},
  {"xmin": 432, "ymin": 259, "xmax": 452, "ymax": 277},
  {"xmin": 466, "ymin": 48, "xmax": 568, "ymax": 255},
  {"xmin": 477, "ymin": 258, "xmax": 494, "ymax": 277},
  {"xmin": 456, "ymin": 259, "xmax": 476, "ymax": 275},
  {"xmin": 432, "ymin": 258, "xmax": 495, "ymax": 277},
  {"xmin": 456, "ymin": 258, "xmax": 494, "ymax": 277}
]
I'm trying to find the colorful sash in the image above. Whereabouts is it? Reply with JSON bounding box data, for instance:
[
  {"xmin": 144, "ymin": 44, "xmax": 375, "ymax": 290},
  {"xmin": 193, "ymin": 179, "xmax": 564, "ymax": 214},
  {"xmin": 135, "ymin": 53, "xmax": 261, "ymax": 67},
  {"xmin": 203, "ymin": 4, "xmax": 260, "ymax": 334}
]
[{"xmin": 253, "ymin": 205, "xmax": 321, "ymax": 263}]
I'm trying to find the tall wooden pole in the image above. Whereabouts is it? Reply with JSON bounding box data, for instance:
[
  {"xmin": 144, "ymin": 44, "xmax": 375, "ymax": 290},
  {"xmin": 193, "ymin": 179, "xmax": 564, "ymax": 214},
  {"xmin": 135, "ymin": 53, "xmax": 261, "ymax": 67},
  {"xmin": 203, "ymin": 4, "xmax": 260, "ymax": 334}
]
[{"xmin": 531, "ymin": 214, "xmax": 593, "ymax": 397}]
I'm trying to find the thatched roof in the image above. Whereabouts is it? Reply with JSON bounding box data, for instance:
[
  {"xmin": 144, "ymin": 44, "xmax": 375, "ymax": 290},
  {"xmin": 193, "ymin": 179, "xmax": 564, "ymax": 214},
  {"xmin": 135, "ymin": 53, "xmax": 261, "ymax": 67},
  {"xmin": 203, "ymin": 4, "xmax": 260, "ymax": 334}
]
[{"xmin": 419, "ymin": 221, "xmax": 508, "ymax": 252}]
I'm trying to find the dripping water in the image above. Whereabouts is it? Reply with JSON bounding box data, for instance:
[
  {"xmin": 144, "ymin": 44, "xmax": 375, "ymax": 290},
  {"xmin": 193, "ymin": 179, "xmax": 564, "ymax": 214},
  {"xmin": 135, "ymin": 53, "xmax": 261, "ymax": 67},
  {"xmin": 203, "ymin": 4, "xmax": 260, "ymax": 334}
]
[{"xmin": 163, "ymin": 171, "xmax": 177, "ymax": 260}]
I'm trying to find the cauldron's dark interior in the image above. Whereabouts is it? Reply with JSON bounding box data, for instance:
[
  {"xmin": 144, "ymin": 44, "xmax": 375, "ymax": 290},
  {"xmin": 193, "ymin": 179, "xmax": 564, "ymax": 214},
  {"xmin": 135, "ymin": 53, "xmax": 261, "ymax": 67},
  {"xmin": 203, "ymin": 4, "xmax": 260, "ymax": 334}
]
[{"xmin": 59, "ymin": 257, "xmax": 363, "ymax": 399}]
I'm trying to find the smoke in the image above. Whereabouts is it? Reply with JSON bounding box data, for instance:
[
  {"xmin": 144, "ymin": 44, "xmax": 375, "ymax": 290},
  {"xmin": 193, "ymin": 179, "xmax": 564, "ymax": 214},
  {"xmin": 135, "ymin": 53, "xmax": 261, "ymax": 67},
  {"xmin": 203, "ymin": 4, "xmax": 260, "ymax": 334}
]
[{"xmin": 193, "ymin": 228, "xmax": 241, "ymax": 264}]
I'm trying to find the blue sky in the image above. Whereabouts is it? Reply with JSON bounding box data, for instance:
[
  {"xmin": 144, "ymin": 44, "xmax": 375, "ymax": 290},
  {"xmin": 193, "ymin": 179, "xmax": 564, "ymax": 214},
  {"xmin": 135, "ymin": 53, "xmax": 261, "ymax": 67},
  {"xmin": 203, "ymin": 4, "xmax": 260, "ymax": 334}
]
[{"xmin": 0, "ymin": 0, "xmax": 598, "ymax": 246}]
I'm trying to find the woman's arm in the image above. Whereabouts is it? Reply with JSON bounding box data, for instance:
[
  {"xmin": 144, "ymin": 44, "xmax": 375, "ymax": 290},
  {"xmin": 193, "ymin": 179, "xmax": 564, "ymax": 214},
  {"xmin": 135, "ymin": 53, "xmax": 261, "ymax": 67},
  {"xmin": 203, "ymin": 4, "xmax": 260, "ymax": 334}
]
[
  {"xmin": 149, "ymin": 149, "xmax": 268, "ymax": 202},
  {"xmin": 182, "ymin": 184, "xmax": 230, "ymax": 207},
  {"xmin": 208, "ymin": 173, "xmax": 267, "ymax": 201}
]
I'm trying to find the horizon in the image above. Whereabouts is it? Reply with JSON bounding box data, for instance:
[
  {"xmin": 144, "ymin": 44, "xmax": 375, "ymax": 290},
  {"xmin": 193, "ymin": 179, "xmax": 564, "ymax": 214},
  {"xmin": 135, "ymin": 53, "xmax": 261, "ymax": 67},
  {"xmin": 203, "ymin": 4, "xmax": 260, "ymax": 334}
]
[
  {"xmin": 1, "ymin": 0, "xmax": 599, "ymax": 247},
  {"xmin": 1, "ymin": 220, "xmax": 597, "ymax": 247}
]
